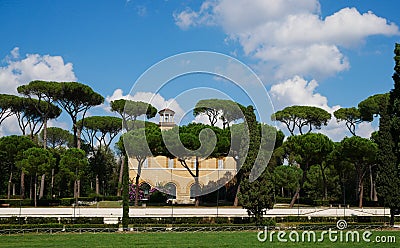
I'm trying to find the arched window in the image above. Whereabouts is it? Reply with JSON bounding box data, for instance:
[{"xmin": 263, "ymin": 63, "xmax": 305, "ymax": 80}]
[{"xmin": 164, "ymin": 182, "xmax": 176, "ymax": 199}]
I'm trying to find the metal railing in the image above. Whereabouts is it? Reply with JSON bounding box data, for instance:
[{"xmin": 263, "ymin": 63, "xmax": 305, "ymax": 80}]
[{"xmin": 0, "ymin": 224, "xmax": 393, "ymax": 236}]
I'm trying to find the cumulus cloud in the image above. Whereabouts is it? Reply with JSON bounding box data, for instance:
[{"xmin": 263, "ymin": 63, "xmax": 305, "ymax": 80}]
[
  {"xmin": 270, "ymin": 76, "xmax": 331, "ymax": 111},
  {"xmin": 0, "ymin": 47, "xmax": 77, "ymax": 95},
  {"xmin": 270, "ymin": 76, "xmax": 375, "ymax": 141},
  {"xmin": 174, "ymin": 0, "xmax": 399, "ymax": 79}
]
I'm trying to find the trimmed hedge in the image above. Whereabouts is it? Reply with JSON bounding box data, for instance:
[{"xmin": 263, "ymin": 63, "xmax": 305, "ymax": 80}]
[
  {"xmin": 0, "ymin": 223, "xmax": 118, "ymax": 230},
  {"xmin": 0, "ymin": 199, "xmax": 33, "ymax": 207}
]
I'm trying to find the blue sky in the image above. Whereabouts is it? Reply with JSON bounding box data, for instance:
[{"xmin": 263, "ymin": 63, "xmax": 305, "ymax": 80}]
[{"xmin": 0, "ymin": 0, "xmax": 399, "ymax": 141}]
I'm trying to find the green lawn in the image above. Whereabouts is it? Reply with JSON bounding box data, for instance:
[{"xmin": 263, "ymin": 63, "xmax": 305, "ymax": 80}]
[{"xmin": 0, "ymin": 231, "xmax": 398, "ymax": 248}]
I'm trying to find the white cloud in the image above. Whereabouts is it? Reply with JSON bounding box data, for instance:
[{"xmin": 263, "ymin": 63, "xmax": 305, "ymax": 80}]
[
  {"xmin": 174, "ymin": 1, "xmax": 399, "ymax": 79},
  {"xmin": 174, "ymin": 7, "xmax": 200, "ymax": 30},
  {"xmin": 0, "ymin": 47, "xmax": 77, "ymax": 95},
  {"xmin": 173, "ymin": 1, "xmax": 216, "ymax": 30},
  {"xmin": 136, "ymin": 5, "xmax": 147, "ymax": 17},
  {"xmin": 270, "ymin": 76, "xmax": 331, "ymax": 111},
  {"xmin": 255, "ymin": 44, "xmax": 350, "ymax": 79},
  {"xmin": 10, "ymin": 47, "xmax": 20, "ymax": 59},
  {"xmin": 0, "ymin": 116, "xmax": 21, "ymax": 137}
]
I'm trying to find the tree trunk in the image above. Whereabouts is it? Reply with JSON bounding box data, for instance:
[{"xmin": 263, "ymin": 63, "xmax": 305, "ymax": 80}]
[
  {"xmin": 43, "ymin": 118, "xmax": 47, "ymax": 149},
  {"xmin": 233, "ymin": 183, "xmax": 241, "ymax": 207},
  {"xmin": 194, "ymin": 157, "xmax": 200, "ymax": 207},
  {"xmin": 319, "ymin": 164, "xmax": 328, "ymax": 200},
  {"xmin": 194, "ymin": 177, "xmax": 200, "ymax": 207},
  {"xmin": 29, "ymin": 176, "xmax": 33, "ymax": 199},
  {"xmin": 117, "ymin": 157, "xmax": 124, "ymax": 197},
  {"xmin": 20, "ymin": 171, "xmax": 25, "ymax": 199},
  {"xmin": 77, "ymin": 180, "xmax": 80, "ymax": 198},
  {"xmin": 7, "ymin": 172, "xmax": 12, "ymax": 199},
  {"xmin": 135, "ymin": 175, "xmax": 140, "ymax": 207},
  {"xmin": 135, "ymin": 159, "xmax": 144, "ymax": 206},
  {"xmin": 77, "ymin": 128, "xmax": 81, "ymax": 149},
  {"xmin": 122, "ymin": 155, "xmax": 129, "ymax": 230},
  {"xmin": 73, "ymin": 122, "xmax": 78, "ymax": 148},
  {"xmin": 73, "ymin": 180, "xmax": 77, "ymax": 199},
  {"xmin": 51, "ymin": 169, "xmax": 54, "ymax": 198},
  {"xmin": 34, "ymin": 175, "xmax": 37, "ymax": 207},
  {"xmin": 39, "ymin": 174, "xmax": 45, "ymax": 199},
  {"xmin": 289, "ymin": 165, "xmax": 308, "ymax": 208},
  {"xmin": 358, "ymin": 180, "xmax": 364, "ymax": 208},
  {"xmin": 96, "ymin": 175, "xmax": 100, "ymax": 195},
  {"xmin": 390, "ymin": 208, "xmax": 395, "ymax": 226},
  {"xmin": 369, "ymin": 165, "xmax": 378, "ymax": 202}
]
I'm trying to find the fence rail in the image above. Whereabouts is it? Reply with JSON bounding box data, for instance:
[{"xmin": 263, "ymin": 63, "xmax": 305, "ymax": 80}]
[{"xmin": 0, "ymin": 225, "xmax": 393, "ymax": 236}]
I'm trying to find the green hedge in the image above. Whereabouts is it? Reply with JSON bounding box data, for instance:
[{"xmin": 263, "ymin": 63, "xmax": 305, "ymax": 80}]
[
  {"xmin": 0, "ymin": 223, "xmax": 118, "ymax": 230},
  {"xmin": 0, "ymin": 199, "xmax": 33, "ymax": 207},
  {"xmin": 0, "ymin": 217, "xmax": 104, "ymax": 225}
]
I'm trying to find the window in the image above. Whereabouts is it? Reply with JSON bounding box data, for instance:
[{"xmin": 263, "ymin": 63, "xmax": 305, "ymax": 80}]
[
  {"xmin": 168, "ymin": 158, "xmax": 174, "ymax": 169},
  {"xmin": 218, "ymin": 159, "xmax": 224, "ymax": 169},
  {"xmin": 143, "ymin": 159, "xmax": 149, "ymax": 168}
]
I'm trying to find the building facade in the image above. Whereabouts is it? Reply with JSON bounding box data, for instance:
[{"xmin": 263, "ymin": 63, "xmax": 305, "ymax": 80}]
[{"xmin": 128, "ymin": 108, "xmax": 237, "ymax": 204}]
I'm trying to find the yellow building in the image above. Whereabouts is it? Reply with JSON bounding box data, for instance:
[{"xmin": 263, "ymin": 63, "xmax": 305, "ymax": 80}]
[
  {"xmin": 129, "ymin": 156, "xmax": 237, "ymax": 204},
  {"xmin": 128, "ymin": 108, "xmax": 237, "ymax": 204}
]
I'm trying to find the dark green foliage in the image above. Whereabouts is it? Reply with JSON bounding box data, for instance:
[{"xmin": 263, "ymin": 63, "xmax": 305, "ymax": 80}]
[
  {"xmin": 40, "ymin": 127, "xmax": 73, "ymax": 148},
  {"xmin": 358, "ymin": 93, "xmax": 389, "ymax": 122},
  {"xmin": 303, "ymin": 164, "xmax": 340, "ymax": 201},
  {"xmin": 78, "ymin": 116, "xmax": 122, "ymax": 150},
  {"xmin": 122, "ymin": 155, "xmax": 129, "ymax": 229},
  {"xmin": 0, "ymin": 94, "xmax": 19, "ymax": 125},
  {"xmin": 284, "ymin": 133, "xmax": 334, "ymax": 207},
  {"xmin": 162, "ymin": 123, "xmax": 231, "ymax": 206},
  {"xmin": 376, "ymin": 43, "xmax": 400, "ymax": 226},
  {"xmin": 193, "ymin": 99, "xmax": 244, "ymax": 128},
  {"xmin": 0, "ymin": 135, "xmax": 36, "ymax": 198},
  {"xmin": 110, "ymin": 99, "xmax": 157, "ymax": 131},
  {"xmin": 59, "ymin": 148, "xmax": 88, "ymax": 199},
  {"xmin": 272, "ymin": 105, "xmax": 331, "ymax": 135},
  {"xmin": 335, "ymin": 136, "xmax": 377, "ymax": 207},
  {"xmin": 238, "ymin": 170, "xmax": 274, "ymax": 225},
  {"xmin": 55, "ymin": 82, "xmax": 104, "ymax": 148},
  {"xmin": 273, "ymin": 165, "xmax": 302, "ymax": 198},
  {"xmin": 333, "ymin": 107, "xmax": 362, "ymax": 136},
  {"xmin": 17, "ymin": 147, "xmax": 55, "ymax": 206},
  {"xmin": 11, "ymin": 96, "xmax": 61, "ymax": 138}
]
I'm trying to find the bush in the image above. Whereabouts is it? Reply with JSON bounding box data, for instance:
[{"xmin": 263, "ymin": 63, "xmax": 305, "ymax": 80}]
[
  {"xmin": 0, "ymin": 223, "xmax": 63, "ymax": 230},
  {"xmin": 64, "ymin": 224, "xmax": 119, "ymax": 229},
  {"xmin": 60, "ymin": 198, "xmax": 75, "ymax": 206},
  {"xmin": 149, "ymin": 191, "xmax": 167, "ymax": 203},
  {"xmin": 0, "ymin": 223, "xmax": 119, "ymax": 230},
  {"xmin": 102, "ymin": 196, "xmax": 122, "ymax": 201},
  {"xmin": 60, "ymin": 217, "xmax": 103, "ymax": 225},
  {"xmin": 313, "ymin": 199, "xmax": 330, "ymax": 206},
  {"xmin": 0, "ymin": 199, "xmax": 33, "ymax": 207}
]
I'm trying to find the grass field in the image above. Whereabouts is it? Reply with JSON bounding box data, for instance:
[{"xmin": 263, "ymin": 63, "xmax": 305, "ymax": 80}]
[{"xmin": 0, "ymin": 231, "xmax": 399, "ymax": 248}]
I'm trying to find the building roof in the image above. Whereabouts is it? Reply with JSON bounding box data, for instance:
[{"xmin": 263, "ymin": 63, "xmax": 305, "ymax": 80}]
[{"xmin": 158, "ymin": 108, "xmax": 175, "ymax": 115}]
